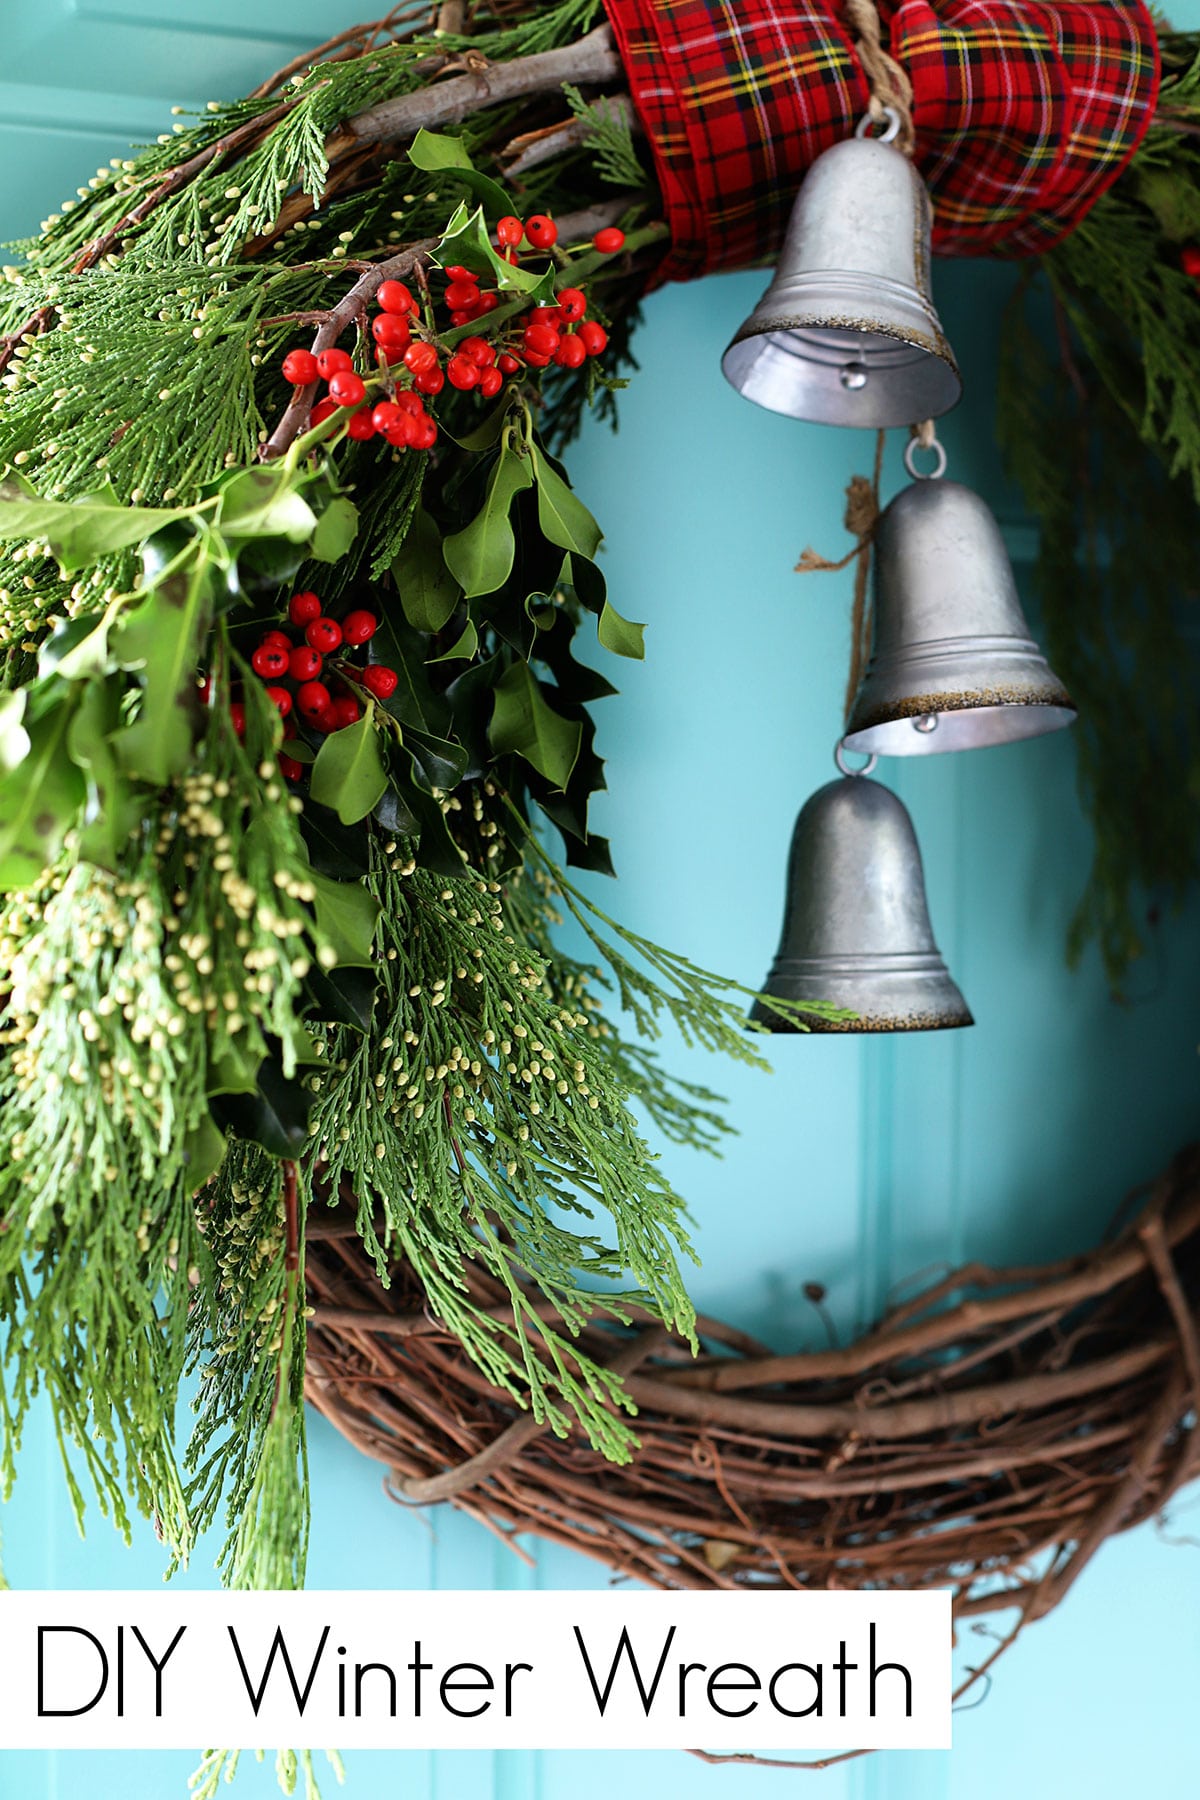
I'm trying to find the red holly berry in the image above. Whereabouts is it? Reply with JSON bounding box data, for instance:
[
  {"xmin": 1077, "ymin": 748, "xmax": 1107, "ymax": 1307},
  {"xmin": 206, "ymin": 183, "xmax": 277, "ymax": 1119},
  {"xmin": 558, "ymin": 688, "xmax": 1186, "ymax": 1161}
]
[
  {"xmin": 289, "ymin": 591, "xmax": 322, "ymax": 627},
  {"xmin": 278, "ymin": 753, "xmax": 304, "ymax": 782},
  {"xmin": 404, "ymin": 342, "xmax": 439, "ymax": 376},
  {"xmin": 372, "ymin": 313, "xmax": 411, "ymax": 355},
  {"xmin": 524, "ymin": 214, "xmax": 557, "ymax": 249},
  {"xmin": 447, "ymin": 353, "xmax": 481, "ymax": 390},
  {"xmin": 415, "ymin": 366, "xmax": 445, "ymax": 396},
  {"xmin": 578, "ymin": 320, "xmax": 608, "ymax": 356},
  {"xmin": 296, "ymin": 679, "xmax": 332, "ymax": 718},
  {"xmin": 477, "ymin": 292, "xmax": 500, "ymax": 316},
  {"xmin": 449, "ymin": 309, "xmax": 474, "ymax": 329},
  {"xmin": 341, "ymin": 609, "xmax": 377, "ymax": 646},
  {"xmin": 445, "ymin": 279, "xmax": 480, "ymax": 311},
  {"xmin": 555, "ymin": 335, "xmax": 587, "ymax": 370},
  {"xmin": 316, "ymin": 347, "xmax": 353, "ymax": 379},
  {"xmin": 460, "ymin": 336, "xmax": 495, "ymax": 368},
  {"xmin": 265, "ymin": 685, "xmax": 292, "ymax": 717},
  {"xmin": 523, "ymin": 322, "xmax": 560, "ymax": 357},
  {"xmin": 497, "ymin": 352, "xmax": 521, "ymax": 376},
  {"xmin": 376, "ymin": 279, "xmax": 415, "ymax": 315},
  {"xmin": 556, "ymin": 287, "xmax": 586, "ymax": 323},
  {"xmin": 261, "ymin": 628, "xmax": 294, "ymax": 650},
  {"xmin": 251, "ymin": 643, "xmax": 290, "ymax": 679},
  {"xmin": 1182, "ymin": 246, "xmax": 1200, "ymax": 279},
  {"xmin": 329, "ymin": 696, "xmax": 362, "ymax": 730},
  {"xmin": 371, "ymin": 400, "xmax": 405, "ymax": 435},
  {"xmin": 479, "ymin": 367, "xmax": 504, "ymax": 398},
  {"xmin": 529, "ymin": 306, "xmax": 564, "ymax": 329},
  {"xmin": 413, "ymin": 417, "xmax": 438, "ymax": 449},
  {"xmin": 306, "ymin": 617, "xmax": 344, "ymax": 654},
  {"xmin": 592, "ymin": 226, "xmax": 625, "ymax": 255},
  {"xmin": 282, "ymin": 348, "xmax": 320, "ymax": 385},
  {"xmin": 395, "ymin": 390, "xmax": 423, "ymax": 415},
  {"xmin": 347, "ymin": 409, "xmax": 377, "ymax": 440},
  {"xmin": 329, "ymin": 369, "xmax": 366, "ymax": 407},
  {"xmin": 496, "ymin": 215, "xmax": 524, "ymax": 247},
  {"xmin": 289, "ymin": 645, "xmax": 323, "ymax": 682},
  {"xmin": 229, "ymin": 702, "xmax": 246, "ymax": 740},
  {"xmin": 310, "ymin": 397, "xmax": 339, "ymax": 426},
  {"xmin": 523, "ymin": 349, "xmax": 551, "ymax": 369},
  {"xmin": 361, "ymin": 664, "xmax": 399, "ymax": 699}
]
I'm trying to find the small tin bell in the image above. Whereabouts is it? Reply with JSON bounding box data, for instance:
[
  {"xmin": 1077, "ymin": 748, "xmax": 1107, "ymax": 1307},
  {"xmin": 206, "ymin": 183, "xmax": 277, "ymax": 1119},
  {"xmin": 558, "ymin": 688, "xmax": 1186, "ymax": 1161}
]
[
  {"xmin": 752, "ymin": 749, "xmax": 972, "ymax": 1033},
  {"xmin": 722, "ymin": 111, "xmax": 961, "ymax": 430}
]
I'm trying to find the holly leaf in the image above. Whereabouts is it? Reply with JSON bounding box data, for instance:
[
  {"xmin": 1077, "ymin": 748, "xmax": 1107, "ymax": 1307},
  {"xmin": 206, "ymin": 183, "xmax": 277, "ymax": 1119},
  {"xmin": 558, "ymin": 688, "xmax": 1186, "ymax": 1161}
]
[
  {"xmin": 310, "ymin": 712, "xmax": 388, "ymax": 824},
  {"xmin": 299, "ymin": 800, "xmax": 371, "ymax": 878},
  {"xmin": 0, "ymin": 697, "xmax": 84, "ymax": 890},
  {"xmin": 110, "ymin": 561, "xmax": 212, "ymax": 786},
  {"xmin": 404, "ymin": 724, "xmax": 470, "ymax": 794},
  {"xmin": 304, "ymin": 962, "xmax": 378, "ymax": 1032},
  {"xmin": 446, "ymin": 652, "xmax": 502, "ymax": 777},
  {"xmin": 395, "ymin": 502, "xmax": 461, "ymax": 633},
  {"xmin": 181, "ymin": 1112, "xmax": 228, "ymax": 1190},
  {"xmin": 0, "ymin": 480, "xmax": 189, "ymax": 572},
  {"xmin": 308, "ymin": 495, "xmax": 359, "ymax": 564},
  {"xmin": 430, "ymin": 618, "xmax": 478, "ymax": 664},
  {"xmin": 217, "ymin": 467, "xmax": 318, "ymax": 543},
  {"xmin": 209, "ymin": 1050, "xmax": 311, "ymax": 1159},
  {"xmin": 598, "ymin": 599, "xmax": 645, "ymax": 660},
  {"xmin": 373, "ymin": 610, "xmax": 452, "ymax": 735},
  {"xmin": 68, "ymin": 676, "xmax": 137, "ymax": 871},
  {"xmin": 409, "ymin": 130, "xmax": 511, "ymax": 219},
  {"xmin": 489, "ymin": 663, "xmax": 581, "ymax": 790},
  {"xmin": 310, "ymin": 870, "xmax": 379, "ymax": 967},
  {"xmin": 443, "ymin": 446, "xmax": 534, "ymax": 599},
  {"xmin": 38, "ymin": 612, "xmax": 114, "ymax": 681},
  {"xmin": 436, "ymin": 202, "xmax": 558, "ymax": 302},
  {"xmin": 530, "ymin": 446, "xmax": 602, "ymax": 558},
  {"xmin": 0, "ymin": 691, "xmax": 30, "ymax": 774}
]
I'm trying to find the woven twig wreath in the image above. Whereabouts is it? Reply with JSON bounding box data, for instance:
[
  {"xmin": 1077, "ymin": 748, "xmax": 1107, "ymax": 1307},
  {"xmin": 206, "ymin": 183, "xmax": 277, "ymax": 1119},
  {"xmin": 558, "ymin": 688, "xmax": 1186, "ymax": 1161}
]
[{"xmin": 306, "ymin": 1147, "xmax": 1200, "ymax": 1661}]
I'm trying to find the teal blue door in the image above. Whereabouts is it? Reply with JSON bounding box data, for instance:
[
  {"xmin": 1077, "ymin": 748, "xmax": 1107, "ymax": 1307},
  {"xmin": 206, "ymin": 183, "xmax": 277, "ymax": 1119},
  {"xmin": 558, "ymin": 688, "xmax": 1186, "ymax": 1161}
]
[{"xmin": 1, "ymin": 5, "xmax": 1198, "ymax": 1797}]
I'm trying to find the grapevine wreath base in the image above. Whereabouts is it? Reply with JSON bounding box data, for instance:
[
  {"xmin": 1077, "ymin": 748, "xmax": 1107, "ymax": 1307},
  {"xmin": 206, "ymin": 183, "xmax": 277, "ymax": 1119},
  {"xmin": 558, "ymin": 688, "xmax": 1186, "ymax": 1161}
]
[{"xmin": 305, "ymin": 1145, "xmax": 1200, "ymax": 1742}]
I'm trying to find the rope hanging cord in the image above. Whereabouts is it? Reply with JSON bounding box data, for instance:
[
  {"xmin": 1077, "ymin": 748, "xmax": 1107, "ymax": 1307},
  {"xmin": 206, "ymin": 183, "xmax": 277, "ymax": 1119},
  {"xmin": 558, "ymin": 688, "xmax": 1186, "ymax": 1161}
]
[{"xmin": 600, "ymin": 0, "xmax": 1161, "ymax": 282}]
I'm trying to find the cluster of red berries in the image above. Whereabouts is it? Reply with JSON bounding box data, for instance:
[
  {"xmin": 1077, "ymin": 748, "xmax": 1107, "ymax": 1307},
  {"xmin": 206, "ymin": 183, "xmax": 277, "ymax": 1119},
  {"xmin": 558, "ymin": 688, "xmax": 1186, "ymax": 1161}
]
[
  {"xmin": 203, "ymin": 591, "xmax": 398, "ymax": 780},
  {"xmin": 277, "ymin": 216, "xmax": 625, "ymax": 443}
]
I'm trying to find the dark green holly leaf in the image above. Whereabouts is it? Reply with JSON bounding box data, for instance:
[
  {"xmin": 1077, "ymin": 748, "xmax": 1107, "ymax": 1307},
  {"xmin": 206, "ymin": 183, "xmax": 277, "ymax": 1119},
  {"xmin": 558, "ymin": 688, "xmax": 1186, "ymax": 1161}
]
[
  {"xmin": 309, "ymin": 494, "xmax": 359, "ymax": 564},
  {"xmin": 310, "ymin": 712, "xmax": 389, "ymax": 824},
  {"xmin": 565, "ymin": 549, "xmax": 606, "ymax": 614},
  {"xmin": 405, "ymin": 725, "xmax": 470, "ymax": 794},
  {"xmin": 209, "ymin": 1049, "xmax": 311, "ymax": 1158},
  {"xmin": 530, "ymin": 445, "xmax": 603, "ymax": 558},
  {"xmin": 396, "ymin": 502, "xmax": 461, "ymax": 633},
  {"xmin": 208, "ymin": 1034, "xmax": 262, "ymax": 1097},
  {"xmin": 300, "ymin": 799, "xmax": 372, "ymax": 878},
  {"xmin": 398, "ymin": 770, "xmax": 467, "ymax": 876},
  {"xmin": 305, "ymin": 962, "xmax": 377, "ymax": 1033},
  {"xmin": 374, "ymin": 609, "xmax": 452, "ymax": 735},
  {"xmin": 409, "ymin": 129, "xmax": 510, "ymax": 219},
  {"xmin": 536, "ymin": 800, "xmax": 615, "ymax": 875},
  {"xmin": 0, "ymin": 696, "xmax": 83, "ymax": 890},
  {"xmin": 445, "ymin": 653, "xmax": 502, "ymax": 777},
  {"xmin": 0, "ymin": 479, "xmax": 188, "ymax": 572},
  {"xmin": 310, "ymin": 869, "xmax": 379, "ymax": 967},
  {"xmin": 444, "ymin": 446, "xmax": 534, "ymax": 599},
  {"xmin": 374, "ymin": 781, "xmax": 421, "ymax": 836},
  {"xmin": 598, "ymin": 598, "xmax": 646, "ymax": 660},
  {"xmin": 110, "ymin": 561, "xmax": 212, "ymax": 786},
  {"xmin": 535, "ymin": 608, "xmax": 619, "ymax": 702},
  {"xmin": 489, "ymin": 662, "xmax": 581, "ymax": 790}
]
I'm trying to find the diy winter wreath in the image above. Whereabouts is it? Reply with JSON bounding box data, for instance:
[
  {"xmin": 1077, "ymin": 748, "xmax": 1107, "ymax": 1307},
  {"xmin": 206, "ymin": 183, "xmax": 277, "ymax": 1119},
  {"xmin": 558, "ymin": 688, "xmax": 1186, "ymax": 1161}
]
[{"xmin": 0, "ymin": 3, "xmax": 1198, "ymax": 1789}]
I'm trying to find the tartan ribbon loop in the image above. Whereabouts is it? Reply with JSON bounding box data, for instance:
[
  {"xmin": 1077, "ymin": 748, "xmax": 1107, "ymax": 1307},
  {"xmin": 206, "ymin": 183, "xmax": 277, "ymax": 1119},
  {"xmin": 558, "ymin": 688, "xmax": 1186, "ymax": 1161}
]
[{"xmin": 601, "ymin": 0, "xmax": 1160, "ymax": 283}]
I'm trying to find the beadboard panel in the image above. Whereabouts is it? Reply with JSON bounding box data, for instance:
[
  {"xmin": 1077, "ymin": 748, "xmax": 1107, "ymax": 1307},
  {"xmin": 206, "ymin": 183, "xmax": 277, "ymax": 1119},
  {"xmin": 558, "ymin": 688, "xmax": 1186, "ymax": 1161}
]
[{"xmin": 0, "ymin": 6, "xmax": 1197, "ymax": 1800}]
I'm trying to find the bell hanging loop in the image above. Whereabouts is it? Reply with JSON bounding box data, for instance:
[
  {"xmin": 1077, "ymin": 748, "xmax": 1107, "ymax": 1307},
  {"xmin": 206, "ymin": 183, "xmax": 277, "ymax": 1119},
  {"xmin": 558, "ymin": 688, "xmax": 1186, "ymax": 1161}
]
[
  {"xmin": 721, "ymin": 108, "xmax": 961, "ymax": 430},
  {"xmin": 842, "ymin": 477, "xmax": 1077, "ymax": 757},
  {"xmin": 751, "ymin": 769, "xmax": 972, "ymax": 1034}
]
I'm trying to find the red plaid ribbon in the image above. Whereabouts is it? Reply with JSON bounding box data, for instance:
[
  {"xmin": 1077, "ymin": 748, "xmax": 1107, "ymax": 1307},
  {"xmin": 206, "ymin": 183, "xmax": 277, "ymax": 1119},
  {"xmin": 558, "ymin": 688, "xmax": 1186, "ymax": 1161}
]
[{"xmin": 601, "ymin": 0, "xmax": 1159, "ymax": 281}]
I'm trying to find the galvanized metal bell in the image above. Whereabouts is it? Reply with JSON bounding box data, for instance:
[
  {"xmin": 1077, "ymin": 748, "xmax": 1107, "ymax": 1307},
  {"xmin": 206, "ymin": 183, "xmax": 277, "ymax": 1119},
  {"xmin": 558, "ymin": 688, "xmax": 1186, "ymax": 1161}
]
[
  {"xmin": 843, "ymin": 470, "xmax": 1076, "ymax": 756},
  {"xmin": 751, "ymin": 759, "xmax": 972, "ymax": 1034},
  {"xmin": 721, "ymin": 112, "xmax": 961, "ymax": 430}
]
